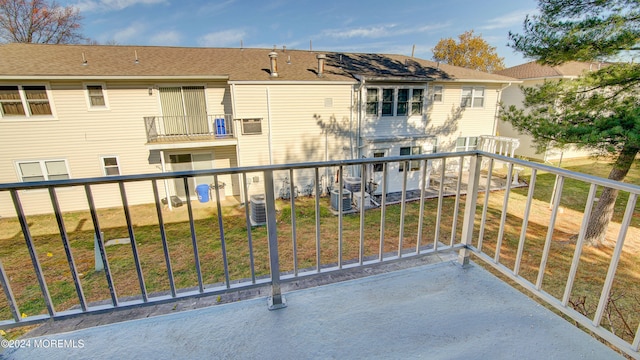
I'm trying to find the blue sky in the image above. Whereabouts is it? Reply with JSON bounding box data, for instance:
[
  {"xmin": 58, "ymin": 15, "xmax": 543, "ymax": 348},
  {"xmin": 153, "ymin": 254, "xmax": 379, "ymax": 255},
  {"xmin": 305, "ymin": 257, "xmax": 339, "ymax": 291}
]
[{"xmin": 64, "ymin": 0, "xmax": 540, "ymax": 68}]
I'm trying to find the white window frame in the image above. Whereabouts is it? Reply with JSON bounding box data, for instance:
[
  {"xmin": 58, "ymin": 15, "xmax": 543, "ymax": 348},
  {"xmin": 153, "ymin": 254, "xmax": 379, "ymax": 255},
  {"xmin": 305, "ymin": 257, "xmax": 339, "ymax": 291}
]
[
  {"xmin": 372, "ymin": 150, "xmax": 387, "ymax": 173},
  {"xmin": 455, "ymin": 136, "xmax": 479, "ymax": 152},
  {"xmin": 399, "ymin": 146, "xmax": 421, "ymax": 172},
  {"xmin": 84, "ymin": 83, "xmax": 109, "ymax": 110},
  {"xmin": 367, "ymin": 86, "xmax": 426, "ymax": 117},
  {"xmin": 0, "ymin": 84, "xmax": 55, "ymax": 119},
  {"xmin": 366, "ymin": 88, "xmax": 378, "ymax": 116},
  {"xmin": 381, "ymin": 88, "xmax": 395, "ymax": 116},
  {"xmin": 460, "ymin": 87, "xmax": 485, "ymax": 108},
  {"xmin": 100, "ymin": 156, "xmax": 121, "ymax": 176},
  {"xmin": 410, "ymin": 88, "xmax": 424, "ymax": 115},
  {"xmin": 431, "ymin": 85, "xmax": 443, "ymax": 103},
  {"xmin": 15, "ymin": 159, "xmax": 70, "ymax": 182}
]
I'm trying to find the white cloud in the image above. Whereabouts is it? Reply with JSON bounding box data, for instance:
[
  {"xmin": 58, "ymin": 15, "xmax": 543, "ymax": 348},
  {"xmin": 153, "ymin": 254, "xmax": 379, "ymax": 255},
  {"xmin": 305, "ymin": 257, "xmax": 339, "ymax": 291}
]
[
  {"xmin": 321, "ymin": 22, "xmax": 451, "ymax": 40},
  {"xmin": 74, "ymin": 0, "xmax": 167, "ymax": 13},
  {"xmin": 150, "ymin": 31, "xmax": 182, "ymax": 46},
  {"xmin": 480, "ymin": 9, "xmax": 535, "ymax": 30},
  {"xmin": 198, "ymin": 29, "xmax": 247, "ymax": 47},
  {"xmin": 321, "ymin": 24, "xmax": 398, "ymax": 39},
  {"xmin": 112, "ymin": 23, "xmax": 146, "ymax": 43}
]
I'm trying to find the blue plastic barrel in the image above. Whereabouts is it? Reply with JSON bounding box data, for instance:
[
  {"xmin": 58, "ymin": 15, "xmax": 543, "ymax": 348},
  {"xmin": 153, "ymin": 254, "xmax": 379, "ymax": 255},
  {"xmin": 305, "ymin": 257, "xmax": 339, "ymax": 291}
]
[
  {"xmin": 196, "ymin": 184, "xmax": 210, "ymax": 203},
  {"xmin": 215, "ymin": 118, "xmax": 226, "ymax": 136}
]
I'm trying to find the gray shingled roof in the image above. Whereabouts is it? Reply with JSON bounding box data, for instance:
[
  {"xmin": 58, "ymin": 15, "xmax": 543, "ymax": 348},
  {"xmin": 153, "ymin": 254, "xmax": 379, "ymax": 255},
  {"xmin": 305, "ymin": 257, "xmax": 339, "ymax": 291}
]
[
  {"xmin": 0, "ymin": 43, "xmax": 516, "ymax": 83},
  {"xmin": 495, "ymin": 60, "xmax": 606, "ymax": 79}
]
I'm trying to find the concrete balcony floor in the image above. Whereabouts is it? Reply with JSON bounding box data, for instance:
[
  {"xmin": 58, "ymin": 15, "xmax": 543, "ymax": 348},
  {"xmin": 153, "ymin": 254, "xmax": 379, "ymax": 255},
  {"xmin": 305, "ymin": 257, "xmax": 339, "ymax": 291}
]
[{"xmin": 2, "ymin": 253, "xmax": 620, "ymax": 359}]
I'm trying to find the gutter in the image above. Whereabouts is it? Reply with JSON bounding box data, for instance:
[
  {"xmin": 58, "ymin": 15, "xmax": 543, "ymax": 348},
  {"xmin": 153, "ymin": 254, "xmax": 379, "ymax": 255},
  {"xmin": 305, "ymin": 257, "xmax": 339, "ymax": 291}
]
[{"xmin": 0, "ymin": 75, "xmax": 230, "ymax": 81}]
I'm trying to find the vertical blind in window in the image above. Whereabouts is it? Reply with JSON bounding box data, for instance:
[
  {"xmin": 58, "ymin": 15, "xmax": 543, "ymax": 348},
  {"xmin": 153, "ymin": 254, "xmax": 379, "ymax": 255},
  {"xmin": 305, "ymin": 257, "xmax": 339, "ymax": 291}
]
[
  {"xmin": 182, "ymin": 86, "xmax": 208, "ymax": 134},
  {"xmin": 24, "ymin": 86, "xmax": 52, "ymax": 115},
  {"xmin": 0, "ymin": 86, "xmax": 25, "ymax": 116},
  {"xmin": 159, "ymin": 86, "xmax": 208, "ymax": 135},
  {"xmin": 18, "ymin": 160, "xmax": 69, "ymax": 182},
  {"xmin": 87, "ymin": 86, "xmax": 106, "ymax": 107}
]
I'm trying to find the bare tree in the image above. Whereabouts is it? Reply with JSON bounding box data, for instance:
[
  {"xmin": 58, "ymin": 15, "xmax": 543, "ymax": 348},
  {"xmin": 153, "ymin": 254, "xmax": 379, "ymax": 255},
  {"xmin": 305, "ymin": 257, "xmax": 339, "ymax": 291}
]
[{"xmin": 0, "ymin": 0, "xmax": 84, "ymax": 44}]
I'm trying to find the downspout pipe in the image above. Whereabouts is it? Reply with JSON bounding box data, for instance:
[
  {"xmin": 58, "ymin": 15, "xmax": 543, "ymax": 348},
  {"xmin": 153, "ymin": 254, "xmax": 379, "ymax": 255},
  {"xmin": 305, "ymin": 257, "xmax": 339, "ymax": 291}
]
[
  {"xmin": 354, "ymin": 75, "xmax": 365, "ymax": 160},
  {"xmin": 493, "ymin": 82, "xmax": 511, "ymax": 137},
  {"xmin": 355, "ymin": 76, "xmax": 365, "ymax": 179}
]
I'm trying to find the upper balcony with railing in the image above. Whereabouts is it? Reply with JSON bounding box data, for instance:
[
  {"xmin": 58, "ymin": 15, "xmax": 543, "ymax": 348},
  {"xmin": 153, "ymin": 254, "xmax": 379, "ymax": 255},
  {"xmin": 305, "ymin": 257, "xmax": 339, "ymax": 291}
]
[{"xmin": 144, "ymin": 114, "xmax": 234, "ymax": 143}]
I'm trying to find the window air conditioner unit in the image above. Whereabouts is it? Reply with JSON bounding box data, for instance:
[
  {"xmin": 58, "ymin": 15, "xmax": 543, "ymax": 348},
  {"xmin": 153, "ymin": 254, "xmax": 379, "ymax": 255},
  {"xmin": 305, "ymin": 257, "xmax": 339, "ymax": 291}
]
[{"xmin": 242, "ymin": 118, "xmax": 262, "ymax": 135}]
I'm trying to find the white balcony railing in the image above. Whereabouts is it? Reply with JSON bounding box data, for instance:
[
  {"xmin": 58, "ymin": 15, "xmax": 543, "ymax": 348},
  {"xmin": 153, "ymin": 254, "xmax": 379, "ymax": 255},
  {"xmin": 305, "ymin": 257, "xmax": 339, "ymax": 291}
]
[
  {"xmin": 0, "ymin": 152, "xmax": 638, "ymax": 358},
  {"xmin": 144, "ymin": 114, "xmax": 234, "ymax": 142}
]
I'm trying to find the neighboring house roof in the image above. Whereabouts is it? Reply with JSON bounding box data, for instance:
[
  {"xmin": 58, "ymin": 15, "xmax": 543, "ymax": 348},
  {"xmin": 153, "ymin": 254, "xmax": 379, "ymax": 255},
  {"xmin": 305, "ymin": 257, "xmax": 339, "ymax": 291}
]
[
  {"xmin": 0, "ymin": 43, "xmax": 516, "ymax": 83},
  {"xmin": 495, "ymin": 61, "xmax": 607, "ymax": 80}
]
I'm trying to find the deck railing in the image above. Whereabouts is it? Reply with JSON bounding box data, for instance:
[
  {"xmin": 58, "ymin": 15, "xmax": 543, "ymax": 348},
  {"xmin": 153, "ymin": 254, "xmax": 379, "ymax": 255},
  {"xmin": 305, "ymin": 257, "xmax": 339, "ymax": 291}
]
[
  {"xmin": 0, "ymin": 152, "xmax": 638, "ymax": 358},
  {"xmin": 144, "ymin": 114, "xmax": 234, "ymax": 142}
]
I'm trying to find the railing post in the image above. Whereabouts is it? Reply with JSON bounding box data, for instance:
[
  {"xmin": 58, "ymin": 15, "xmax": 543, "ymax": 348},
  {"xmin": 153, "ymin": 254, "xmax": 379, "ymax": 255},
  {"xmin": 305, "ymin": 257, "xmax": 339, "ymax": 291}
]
[
  {"xmin": 458, "ymin": 154, "xmax": 481, "ymax": 267},
  {"xmin": 264, "ymin": 170, "xmax": 286, "ymax": 310}
]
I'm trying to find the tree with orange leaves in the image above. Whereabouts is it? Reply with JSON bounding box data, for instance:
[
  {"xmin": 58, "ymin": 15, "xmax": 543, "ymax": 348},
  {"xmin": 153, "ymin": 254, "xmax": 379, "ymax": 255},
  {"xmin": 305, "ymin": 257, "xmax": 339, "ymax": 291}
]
[
  {"xmin": 0, "ymin": 0, "xmax": 84, "ymax": 44},
  {"xmin": 432, "ymin": 30, "xmax": 505, "ymax": 73}
]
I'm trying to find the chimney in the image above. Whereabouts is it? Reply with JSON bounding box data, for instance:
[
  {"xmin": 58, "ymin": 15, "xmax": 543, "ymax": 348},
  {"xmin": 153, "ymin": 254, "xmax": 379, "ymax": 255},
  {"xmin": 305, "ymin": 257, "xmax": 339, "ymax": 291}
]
[
  {"xmin": 316, "ymin": 54, "xmax": 326, "ymax": 77},
  {"xmin": 269, "ymin": 52, "xmax": 278, "ymax": 77}
]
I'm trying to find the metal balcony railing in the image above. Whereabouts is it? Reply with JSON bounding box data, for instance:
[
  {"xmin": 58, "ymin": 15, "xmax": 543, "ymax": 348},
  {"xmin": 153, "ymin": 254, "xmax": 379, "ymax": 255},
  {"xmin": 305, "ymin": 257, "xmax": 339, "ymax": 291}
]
[
  {"xmin": 144, "ymin": 114, "xmax": 234, "ymax": 142},
  {"xmin": 0, "ymin": 152, "xmax": 638, "ymax": 358}
]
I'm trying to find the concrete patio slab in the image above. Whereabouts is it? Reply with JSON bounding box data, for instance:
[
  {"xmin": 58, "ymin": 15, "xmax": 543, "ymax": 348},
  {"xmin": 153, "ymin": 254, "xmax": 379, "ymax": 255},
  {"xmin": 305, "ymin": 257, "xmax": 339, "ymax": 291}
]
[{"xmin": 1, "ymin": 261, "xmax": 621, "ymax": 359}]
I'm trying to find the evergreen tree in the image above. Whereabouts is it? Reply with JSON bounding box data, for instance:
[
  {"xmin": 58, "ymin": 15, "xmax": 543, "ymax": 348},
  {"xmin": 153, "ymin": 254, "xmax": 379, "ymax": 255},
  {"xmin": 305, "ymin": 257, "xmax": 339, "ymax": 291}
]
[{"xmin": 503, "ymin": 0, "xmax": 640, "ymax": 246}]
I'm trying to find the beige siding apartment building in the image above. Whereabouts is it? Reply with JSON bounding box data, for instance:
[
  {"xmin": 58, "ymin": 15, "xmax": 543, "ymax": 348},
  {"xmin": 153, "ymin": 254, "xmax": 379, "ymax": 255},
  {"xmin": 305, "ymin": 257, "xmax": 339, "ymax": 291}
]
[
  {"xmin": 496, "ymin": 61, "xmax": 601, "ymax": 162},
  {"xmin": 0, "ymin": 44, "xmax": 515, "ymax": 216}
]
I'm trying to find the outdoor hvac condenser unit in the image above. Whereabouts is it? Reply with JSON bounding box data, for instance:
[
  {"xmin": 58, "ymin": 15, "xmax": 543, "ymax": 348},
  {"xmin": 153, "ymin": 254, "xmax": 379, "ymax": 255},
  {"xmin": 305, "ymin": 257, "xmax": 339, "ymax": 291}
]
[
  {"xmin": 250, "ymin": 194, "xmax": 267, "ymax": 225},
  {"xmin": 343, "ymin": 177, "xmax": 361, "ymax": 193},
  {"xmin": 331, "ymin": 189, "xmax": 352, "ymax": 211},
  {"xmin": 352, "ymin": 191, "xmax": 371, "ymax": 210}
]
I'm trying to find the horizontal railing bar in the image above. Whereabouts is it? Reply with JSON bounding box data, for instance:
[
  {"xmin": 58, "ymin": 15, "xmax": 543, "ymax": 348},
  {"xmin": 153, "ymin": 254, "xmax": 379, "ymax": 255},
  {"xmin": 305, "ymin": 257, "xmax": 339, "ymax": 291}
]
[
  {"xmin": 479, "ymin": 151, "xmax": 640, "ymax": 195},
  {"xmin": 1, "ymin": 151, "xmax": 638, "ymax": 196},
  {"xmin": 0, "ymin": 278, "xmax": 274, "ymax": 330},
  {"xmin": 0, "ymin": 152, "xmax": 479, "ymax": 191}
]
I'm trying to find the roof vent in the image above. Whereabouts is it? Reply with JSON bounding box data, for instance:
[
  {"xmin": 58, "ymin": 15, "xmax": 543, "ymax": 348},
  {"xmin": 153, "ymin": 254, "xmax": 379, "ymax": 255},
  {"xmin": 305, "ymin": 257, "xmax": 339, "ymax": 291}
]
[
  {"xmin": 269, "ymin": 52, "xmax": 278, "ymax": 77},
  {"xmin": 81, "ymin": 52, "xmax": 88, "ymax": 66},
  {"xmin": 316, "ymin": 54, "xmax": 326, "ymax": 77}
]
